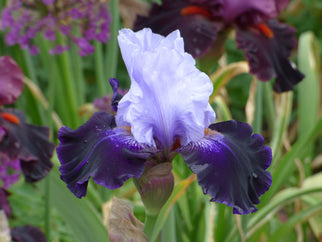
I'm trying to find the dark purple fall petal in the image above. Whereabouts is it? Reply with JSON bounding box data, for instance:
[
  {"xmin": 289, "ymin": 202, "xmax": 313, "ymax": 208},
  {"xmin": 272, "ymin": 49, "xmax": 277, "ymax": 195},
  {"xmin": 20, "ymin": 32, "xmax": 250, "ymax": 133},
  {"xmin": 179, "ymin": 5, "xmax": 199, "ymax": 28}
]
[
  {"xmin": 134, "ymin": 0, "xmax": 221, "ymax": 57},
  {"xmin": 0, "ymin": 109, "xmax": 54, "ymax": 182},
  {"xmin": 0, "ymin": 56, "xmax": 24, "ymax": 106},
  {"xmin": 179, "ymin": 120, "xmax": 272, "ymax": 214},
  {"xmin": 11, "ymin": 225, "xmax": 47, "ymax": 242},
  {"xmin": 57, "ymin": 112, "xmax": 153, "ymax": 198},
  {"xmin": 236, "ymin": 20, "xmax": 304, "ymax": 92}
]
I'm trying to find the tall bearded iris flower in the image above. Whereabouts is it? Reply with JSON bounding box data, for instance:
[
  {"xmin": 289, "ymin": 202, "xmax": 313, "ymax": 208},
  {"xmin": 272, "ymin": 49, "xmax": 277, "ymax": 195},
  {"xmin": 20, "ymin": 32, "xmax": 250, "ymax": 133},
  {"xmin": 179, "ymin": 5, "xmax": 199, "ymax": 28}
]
[
  {"xmin": 134, "ymin": 0, "xmax": 304, "ymax": 93},
  {"xmin": 57, "ymin": 28, "xmax": 272, "ymax": 214}
]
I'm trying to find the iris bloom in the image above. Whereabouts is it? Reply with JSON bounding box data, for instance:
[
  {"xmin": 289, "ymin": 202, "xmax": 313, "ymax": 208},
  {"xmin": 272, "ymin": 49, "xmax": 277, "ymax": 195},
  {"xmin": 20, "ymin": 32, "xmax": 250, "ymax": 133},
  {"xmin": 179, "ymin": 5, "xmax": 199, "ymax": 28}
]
[
  {"xmin": 0, "ymin": 56, "xmax": 54, "ymax": 184},
  {"xmin": 57, "ymin": 28, "xmax": 272, "ymax": 214},
  {"xmin": 134, "ymin": 0, "xmax": 304, "ymax": 92}
]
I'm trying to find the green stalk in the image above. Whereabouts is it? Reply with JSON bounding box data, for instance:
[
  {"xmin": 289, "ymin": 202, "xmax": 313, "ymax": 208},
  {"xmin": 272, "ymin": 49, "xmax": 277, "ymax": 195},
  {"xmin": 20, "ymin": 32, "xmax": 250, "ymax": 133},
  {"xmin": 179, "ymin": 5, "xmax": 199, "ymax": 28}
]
[
  {"xmin": 56, "ymin": 35, "xmax": 79, "ymax": 128},
  {"xmin": 20, "ymin": 50, "xmax": 45, "ymax": 125},
  {"xmin": 160, "ymin": 207, "xmax": 176, "ymax": 242},
  {"xmin": 214, "ymin": 203, "xmax": 227, "ymax": 241},
  {"xmin": 70, "ymin": 43, "xmax": 85, "ymax": 105},
  {"xmin": 260, "ymin": 117, "xmax": 322, "ymax": 206},
  {"xmin": 144, "ymin": 213, "xmax": 159, "ymax": 241},
  {"xmin": 270, "ymin": 92, "xmax": 293, "ymax": 167},
  {"xmin": 44, "ymin": 173, "xmax": 51, "ymax": 240},
  {"xmin": 252, "ymin": 81, "xmax": 263, "ymax": 133},
  {"xmin": 262, "ymin": 82, "xmax": 275, "ymax": 133},
  {"xmin": 94, "ymin": 41, "xmax": 109, "ymax": 95},
  {"xmin": 105, "ymin": 0, "xmax": 120, "ymax": 84}
]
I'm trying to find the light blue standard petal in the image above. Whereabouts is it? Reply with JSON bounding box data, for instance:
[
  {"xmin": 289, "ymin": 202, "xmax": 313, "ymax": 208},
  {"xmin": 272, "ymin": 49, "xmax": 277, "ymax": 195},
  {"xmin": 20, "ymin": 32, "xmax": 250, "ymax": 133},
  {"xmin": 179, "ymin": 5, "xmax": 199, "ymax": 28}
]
[
  {"xmin": 116, "ymin": 28, "xmax": 216, "ymax": 150},
  {"xmin": 178, "ymin": 120, "xmax": 272, "ymax": 214}
]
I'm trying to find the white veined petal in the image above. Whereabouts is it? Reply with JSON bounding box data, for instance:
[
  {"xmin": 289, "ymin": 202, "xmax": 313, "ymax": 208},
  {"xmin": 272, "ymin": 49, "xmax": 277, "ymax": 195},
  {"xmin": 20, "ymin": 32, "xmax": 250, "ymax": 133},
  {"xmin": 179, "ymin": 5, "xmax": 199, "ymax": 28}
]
[{"xmin": 116, "ymin": 28, "xmax": 216, "ymax": 149}]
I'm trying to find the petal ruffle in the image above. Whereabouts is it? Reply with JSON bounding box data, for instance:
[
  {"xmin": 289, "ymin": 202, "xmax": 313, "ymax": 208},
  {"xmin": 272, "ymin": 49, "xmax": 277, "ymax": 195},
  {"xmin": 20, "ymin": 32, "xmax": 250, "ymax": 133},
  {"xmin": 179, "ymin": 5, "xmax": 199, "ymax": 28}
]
[
  {"xmin": 0, "ymin": 56, "xmax": 24, "ymax": 106},
  {"xmin": 116, "ymin": 28, "xmax": 215, "ymax": 149},
  {"xmin": 134, "ymin": 0, "xmax": 221, "ymax": 57},
  {"xmin": 0, "ymin": 109, "xmax": 54, "ymax": 182},
  {"xmin": 178, "ymin": 120, "xmax": 272, "ymax": 214},
  {"xmin": 57, "ymin": 112, "xmax": 153, "ymax": 198},
  {"xmin": 222, "ymin": 0, "xmax": 289, "ymax": 26},
  {"xmin": 236, "ymin": 20, "xmax": 304, "ymax": 92}
]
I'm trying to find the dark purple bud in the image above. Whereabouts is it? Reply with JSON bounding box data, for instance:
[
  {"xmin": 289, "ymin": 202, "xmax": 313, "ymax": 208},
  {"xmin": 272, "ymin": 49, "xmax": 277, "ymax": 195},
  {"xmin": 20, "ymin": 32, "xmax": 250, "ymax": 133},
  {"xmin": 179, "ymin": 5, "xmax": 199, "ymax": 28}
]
[{"xmin": 133, "ymin": 161, "xmax": 174, "ymax": 215}]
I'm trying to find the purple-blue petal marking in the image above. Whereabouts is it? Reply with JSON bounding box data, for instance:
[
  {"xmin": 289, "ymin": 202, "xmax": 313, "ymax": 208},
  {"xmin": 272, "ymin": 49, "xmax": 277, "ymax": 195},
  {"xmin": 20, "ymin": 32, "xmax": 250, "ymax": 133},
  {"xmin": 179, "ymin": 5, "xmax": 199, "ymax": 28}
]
[
  {"xmin": 57, "ymin": 111, "xmax": 153, "ymax": 198},
  {"xmin": 179, "ymin": 120, "xmax": 272, "ymax": 214},
  {"xmin": 236, "ymin": 20, "xmax": 304, "ymax": 92}
]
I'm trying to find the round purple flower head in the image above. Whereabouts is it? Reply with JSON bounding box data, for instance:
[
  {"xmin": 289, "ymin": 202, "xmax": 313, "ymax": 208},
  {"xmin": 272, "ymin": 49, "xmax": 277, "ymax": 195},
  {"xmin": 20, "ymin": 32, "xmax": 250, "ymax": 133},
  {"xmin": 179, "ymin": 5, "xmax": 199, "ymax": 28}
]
[
  {"xmin": 0, "ymin": 0, "xmax": 111, "ymax": 56},
  {"xmin": 57, "ymin": 28, "xmax": 272, "ymax": 214}
]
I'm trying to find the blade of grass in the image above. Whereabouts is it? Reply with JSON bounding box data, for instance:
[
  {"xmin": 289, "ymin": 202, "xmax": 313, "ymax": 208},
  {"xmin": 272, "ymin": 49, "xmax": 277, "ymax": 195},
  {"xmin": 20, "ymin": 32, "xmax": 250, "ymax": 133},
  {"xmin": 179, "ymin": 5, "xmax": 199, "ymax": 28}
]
[
  {"xmin": 150, "ymin": 174, "xmax": 196, "ymax": 241},
  {"xmin": 94, "ymin": 41, "xmax": 110, "ymax": 96},
  {"xmin": 105, "ymin": 0, "xmax": 120, "ymax": 82},
  {"xmin": 261, "ymin": 117, "xmax": 322, "ymax": 205},
  {"xmin": 270, "ymin": 92, "xmax": 293, "ymax": 166},
  {"xmin": 209, "ymin": 61, "xmax": 249, "ymax": 102},
  {"xmin": 297, "ymin": 31, "xmax": 321, "ymax": 175},
  {"xmin": 48, "ymin": 166, "xmax": 110, "ymax": 242},
  {"xmin": 268, "ymin": 204, "xmax": 322, "ymax": 242},
  {"xmin": 226, "ymin": 186, "xmax": 322, "ymax": 241}
]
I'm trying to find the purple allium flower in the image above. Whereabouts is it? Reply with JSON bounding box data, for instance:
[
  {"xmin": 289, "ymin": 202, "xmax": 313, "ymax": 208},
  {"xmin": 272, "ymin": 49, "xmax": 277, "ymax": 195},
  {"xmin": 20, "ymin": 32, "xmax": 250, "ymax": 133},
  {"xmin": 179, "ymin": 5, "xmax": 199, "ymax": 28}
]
[
  {"xmin": 0, "ymin": 0, "xmax": 111, "ymax": 56},
  {"xmin": 0, "ymin": 109, "xmax": 55, "ymax": 183},
  {"xmin": 134, "ymin": 0, "xmax": 304, "ymax": 93},
  {"xmin": 57, "ymin": 28, "xmax": 272, "ymax": 214},
  {"xmin": 0, "ymin": 56, "xmax": 24, "ymax": 106}
]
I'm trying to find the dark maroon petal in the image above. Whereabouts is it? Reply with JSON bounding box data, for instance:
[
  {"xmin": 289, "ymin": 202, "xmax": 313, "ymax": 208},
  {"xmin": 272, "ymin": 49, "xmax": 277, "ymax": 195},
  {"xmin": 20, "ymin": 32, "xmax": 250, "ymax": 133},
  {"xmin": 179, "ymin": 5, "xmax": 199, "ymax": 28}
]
[
  {"xmin": 0, "ymin": 56, "xmax": 24, "ymax": 105},
  {"xmin": 222, "ymin": 0, "xmax": 289, "ymax": 26},
  {"xmin": 134, "ymin": 0, "xmax": 221, "ymax": 58},
  {"xmin": 11, "ymin": 225, "xmax": 47, "ymax": 242},
  {"xmin": 57, "ymin": 112, "xmax": 153, "ymax": 198},
  {"xmin": 179, "ymin": 120, "xmax": 272, "ymax": 214},
  {"xmin": 0, "ymin": 109, "xmax": 54, "ymax": 182},
  {"xmin": 236, "ymin": 20, "xmax": 304, "ymax": 92}
]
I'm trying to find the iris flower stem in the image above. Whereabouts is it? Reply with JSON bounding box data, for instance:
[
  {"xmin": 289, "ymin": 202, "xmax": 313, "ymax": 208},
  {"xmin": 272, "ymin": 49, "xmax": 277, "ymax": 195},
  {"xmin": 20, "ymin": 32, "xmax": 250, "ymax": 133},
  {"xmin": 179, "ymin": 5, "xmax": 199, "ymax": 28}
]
[
  {"xmin": 252, "ymin": 81, "xmax": 263, "ymax": 133},
  {"xmin": 160, "ymin": 207, "xmax": 176, "ymax": 242},
  {"xmin": 270, "ymin": 92, "xmax": 293, "ymax": 166},
  {"xmin": 56, "ymin": 35, "xmax": 79, "ymax": 128},
  {"xmin": 70, "ymin": 43, "xmax": 85, "ymax": 105},
  {"xmin": 262, "ymin": 82, "xmax": 275, "ymax": 133},
  {"xmin": 21, "ymin": 50, "xmax": 45, "ymax": 125},
  {"xmin": 94, "ymin": 41, "xmax": 109, "ymax": 96},
  {"xmin": 105, "ymin": 0, "xmax": 120, "ymax": 84},
  {"xmin": 144, "ymin": 213, "xmax": 159, "ymax": 240}
]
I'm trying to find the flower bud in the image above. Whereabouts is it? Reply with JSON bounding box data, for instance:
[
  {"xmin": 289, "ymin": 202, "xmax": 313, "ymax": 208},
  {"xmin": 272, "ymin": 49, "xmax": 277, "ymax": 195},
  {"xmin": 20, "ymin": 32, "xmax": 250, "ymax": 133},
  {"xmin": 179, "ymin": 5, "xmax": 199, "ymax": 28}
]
[{"xmin": 133, "ymin": 161, "xmax": 174, "ymax": 215}]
